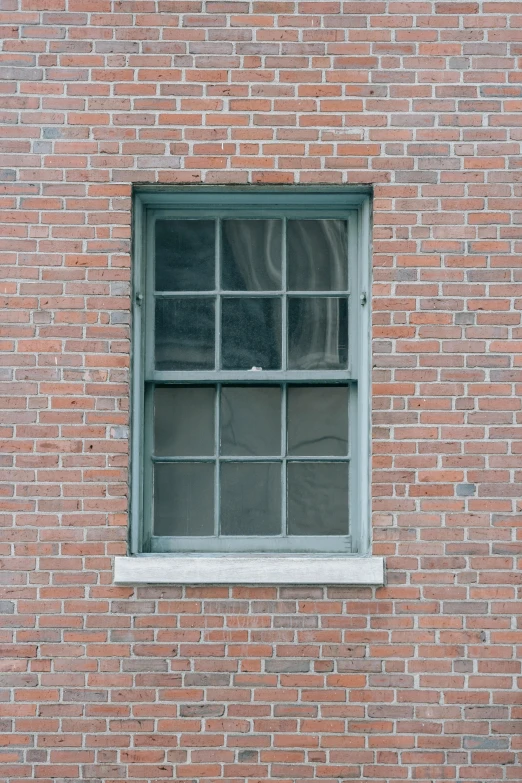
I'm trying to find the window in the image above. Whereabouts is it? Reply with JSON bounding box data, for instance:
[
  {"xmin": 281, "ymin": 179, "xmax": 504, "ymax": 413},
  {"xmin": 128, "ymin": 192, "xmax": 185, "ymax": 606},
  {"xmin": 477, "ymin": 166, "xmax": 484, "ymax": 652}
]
[{"xmin": 130, "ymin": 188, "xmax": 371, "ymax": 559}]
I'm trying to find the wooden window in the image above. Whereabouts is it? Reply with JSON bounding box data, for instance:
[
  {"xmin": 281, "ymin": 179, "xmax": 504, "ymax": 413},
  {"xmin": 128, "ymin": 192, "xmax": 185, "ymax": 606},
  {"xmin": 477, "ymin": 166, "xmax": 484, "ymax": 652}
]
[{"xmin": 131, "ymin": 188, "xmax": 371, "ymax": 555}]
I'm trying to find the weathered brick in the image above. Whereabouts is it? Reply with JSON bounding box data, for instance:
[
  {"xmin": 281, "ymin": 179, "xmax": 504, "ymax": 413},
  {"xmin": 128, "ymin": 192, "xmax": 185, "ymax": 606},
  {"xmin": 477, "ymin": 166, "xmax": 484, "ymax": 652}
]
[{"xmin": 0, "ymin": 2, "xmax": 521, "ymax": 782}]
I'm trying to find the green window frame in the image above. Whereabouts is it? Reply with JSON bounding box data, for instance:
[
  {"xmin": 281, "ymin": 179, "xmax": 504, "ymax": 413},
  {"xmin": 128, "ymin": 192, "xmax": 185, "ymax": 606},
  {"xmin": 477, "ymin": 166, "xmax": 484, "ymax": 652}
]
[{"xmin": 131, "ymin": 187, "xmax": 371, "ymax": 556}]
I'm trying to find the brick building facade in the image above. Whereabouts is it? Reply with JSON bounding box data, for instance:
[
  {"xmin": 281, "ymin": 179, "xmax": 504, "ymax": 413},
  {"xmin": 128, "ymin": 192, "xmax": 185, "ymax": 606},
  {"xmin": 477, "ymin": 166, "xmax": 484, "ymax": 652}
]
[{"xmin": 1, "ymin": 2, "xmax": 522, "ymax": 782}]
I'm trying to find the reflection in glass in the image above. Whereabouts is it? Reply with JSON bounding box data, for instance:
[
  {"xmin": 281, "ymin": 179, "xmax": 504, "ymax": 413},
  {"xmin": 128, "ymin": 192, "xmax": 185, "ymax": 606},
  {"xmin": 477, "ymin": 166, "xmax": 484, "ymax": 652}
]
[
  {"xmin": 287, "ymin": 220, "xmax": 347, "ymax": 291},
  {"xmin": 221, "ymin": 386, "xmax": 280, "ymax": 456},
  {"xmin": 287, "ymin": 462, "xmax": 348, "ymax": 536},
  {"xmin": 287, "ymin": 386, "xmax": 348, "ymax": 456},
  {"xmin": 222, "ymin": 219, "xmax": 282, "ymax": 291},
  {"xmin": 221, "ymin": 297, "xmax": 281, "ymax": 370},
  {"xmin": 155, "ymin": 220, "xmax": 215, "ymax": 292},
  {"xmin": 154, "ymin": 463, "xmax": 214, "ymax": 536},
  {"xmin": 155, "ymin": 297, "xmax": 215, "ymax": 370},
  {"xmin": 220, "ymin": 462, "xmax": 281, "ymax": 535},
  {"xmin": 154, "ymin": 386, "xmax": 214, "ymax": 457},
  {"xmin": 288, "ymin": 297, "xmax": 348, "ymax": 370}
]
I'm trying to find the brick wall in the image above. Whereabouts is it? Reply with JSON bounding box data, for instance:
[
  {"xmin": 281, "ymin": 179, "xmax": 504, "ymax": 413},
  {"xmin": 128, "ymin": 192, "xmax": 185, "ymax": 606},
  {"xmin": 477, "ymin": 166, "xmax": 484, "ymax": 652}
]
[{"xmin": 1, "ymin": 1, "xmax": 521, "ymax": 781}]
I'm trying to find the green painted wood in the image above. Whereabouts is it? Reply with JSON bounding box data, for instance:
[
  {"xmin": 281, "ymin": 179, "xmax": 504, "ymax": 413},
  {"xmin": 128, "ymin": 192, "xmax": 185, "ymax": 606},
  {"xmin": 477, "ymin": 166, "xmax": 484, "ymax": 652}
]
[{"xmin": 131, "ymin": 188, "xmax": 372, "ymax": 556}]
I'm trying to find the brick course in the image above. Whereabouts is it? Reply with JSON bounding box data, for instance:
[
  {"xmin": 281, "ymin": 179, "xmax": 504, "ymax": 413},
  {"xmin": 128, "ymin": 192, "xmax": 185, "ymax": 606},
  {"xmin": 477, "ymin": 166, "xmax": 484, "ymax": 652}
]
[{"xmin": 1, "ymin": 1, "xmax": 522, "ymax": 781}]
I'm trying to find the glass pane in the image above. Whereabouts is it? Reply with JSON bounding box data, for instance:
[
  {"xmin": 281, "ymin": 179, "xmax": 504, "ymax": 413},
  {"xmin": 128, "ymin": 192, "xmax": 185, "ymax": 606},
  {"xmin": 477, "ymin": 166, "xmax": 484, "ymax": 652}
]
[
  {"xmin": 154, "ymin": 386, "xmax": 214, "ymax": 457},
  {"xmin": 154, "ymin": 462, "xmax": 214, "ymax": 536},
  {"xmin": 221, "ymin": 297, "xmax": 281, "ymax": 370},
  {"xmin": 155, "ymin": 297, "xmax": 215, "ymax": 370},
  {"xmin": 287, "ymin": 219, "xmax": 348, "ymax": 291},
  {"xmin": 287, "ymin": 462, "xmax": 348, "ymax": 536},
  {"xmin": 288, "ymin": 297, "xmax": 348, "ymax": 370},
  {"xmin": 221, "ymin": 386, "xmax": 280, "ymax": 456},
  {"xmin": 287, "ymin": 386, "xmax": 348, "ymax": 457},
  {"xmin": 220, "ymin": 462, "xmax": 281, "ymax": 536},
  {"xmin": 222, "ymin": 219, "xmax": 282, "ymax": 291},
  {"xmin": 155, "ymin": 220, "xmax": 215, "ymax": 292}
]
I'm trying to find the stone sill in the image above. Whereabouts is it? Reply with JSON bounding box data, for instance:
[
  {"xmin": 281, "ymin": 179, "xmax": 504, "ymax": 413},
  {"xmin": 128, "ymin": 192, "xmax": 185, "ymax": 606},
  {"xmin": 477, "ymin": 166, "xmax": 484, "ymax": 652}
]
[{"xmin": 114, "ymin": 555, "xmax": 385, "ymax": 585}]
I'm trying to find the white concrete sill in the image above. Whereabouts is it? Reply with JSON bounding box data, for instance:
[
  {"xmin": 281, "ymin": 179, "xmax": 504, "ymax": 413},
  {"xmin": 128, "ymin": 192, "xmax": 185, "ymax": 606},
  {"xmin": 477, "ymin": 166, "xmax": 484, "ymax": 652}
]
[{"xmin": 113, "ymin": 555, "xmax": 385, "ymax": 585}]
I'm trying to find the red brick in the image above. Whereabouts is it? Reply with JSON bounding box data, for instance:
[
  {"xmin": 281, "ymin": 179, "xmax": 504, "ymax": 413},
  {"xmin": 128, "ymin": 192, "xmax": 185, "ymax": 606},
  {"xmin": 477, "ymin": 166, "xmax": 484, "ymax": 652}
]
[{"xmin": 0, "ymin": 4, "xmax": 520, "ymax": 783}]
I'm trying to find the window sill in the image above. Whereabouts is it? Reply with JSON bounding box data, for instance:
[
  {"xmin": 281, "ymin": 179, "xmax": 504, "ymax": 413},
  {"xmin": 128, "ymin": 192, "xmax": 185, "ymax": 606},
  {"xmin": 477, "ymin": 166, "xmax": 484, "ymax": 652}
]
[{"xmin": 113, "ymin": 555, "xmax": 385, "ymax": 585}]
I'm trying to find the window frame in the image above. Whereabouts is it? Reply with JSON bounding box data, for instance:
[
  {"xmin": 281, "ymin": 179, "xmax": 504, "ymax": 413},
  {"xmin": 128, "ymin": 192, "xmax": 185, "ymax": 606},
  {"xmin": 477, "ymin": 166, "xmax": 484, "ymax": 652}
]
[{"xmin": 130, "ymin": 187, "xmax": 372, "ymax": 558}]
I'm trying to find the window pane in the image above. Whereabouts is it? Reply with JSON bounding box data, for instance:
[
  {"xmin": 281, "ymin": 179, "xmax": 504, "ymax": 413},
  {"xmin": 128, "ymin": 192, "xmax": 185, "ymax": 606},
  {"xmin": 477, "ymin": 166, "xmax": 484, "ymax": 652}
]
[
  {"xmin": 155, "ymin": 297, "xmax": 215, "ymax": 370},
  {"xmin": 220, "ymin": 462, "xmax": 281, "ymax": 536},
  {"xmin": 154, "ymin": 386, "xmax": 214, "ymax": 457},
  {"xmin": 155, "ymin": 220, "xmax": 215, "ymax": 292},
  {"xmin": 287, "ymin": 219, "xmax": 348, "ymax": 291},
  {"xmin": 221, "ymin": 297, "xmax": 281, "ymax": 370},
  {"xmin": 288, "ymin": 297, "xmax": 348, "ymax": 370},
  {"xmin": 221, "ymin": 386, "xmax": 280, "ymax": 456},
  {"xmin": 154, "ymin": 463, "xmax": 214, "ymax": 536},
  {"xmin": 287, "ymin": 386, "xmax": 348, "ymax": 457},
  {"xmin": 287, "ymin": 462, "xmax": 348, "ymax": 536},
  {"xmin": 222, "ymin": 219, "xmax": 282, "ymax": 291}
]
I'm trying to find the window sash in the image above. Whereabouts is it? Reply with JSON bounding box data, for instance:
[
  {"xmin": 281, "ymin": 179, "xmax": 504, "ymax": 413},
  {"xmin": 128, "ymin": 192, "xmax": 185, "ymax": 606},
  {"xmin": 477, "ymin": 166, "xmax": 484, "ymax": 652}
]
[
  {"xmin": 142, "ymin": 381, "xmax": 356, "ymax": 553},
  {"xmin": 145, "ymin": 211, "xmax": 360, "ymax": 380}
]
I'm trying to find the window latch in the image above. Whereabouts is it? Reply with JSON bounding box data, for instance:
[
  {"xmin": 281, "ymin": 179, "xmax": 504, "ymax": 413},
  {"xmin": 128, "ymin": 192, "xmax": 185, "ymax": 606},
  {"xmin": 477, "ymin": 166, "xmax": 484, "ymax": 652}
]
[
  {"xmin": 360, "ymin": 291, "xmax": 367, "ymax": 306},
  {"xmin": 135, "ymin": 292, "xmax": 143, "ymax": 306}
]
